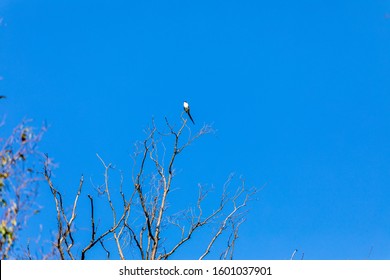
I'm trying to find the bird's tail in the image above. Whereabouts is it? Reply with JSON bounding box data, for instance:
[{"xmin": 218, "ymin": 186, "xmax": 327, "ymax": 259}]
[{"xmin": 188, "ymin": 112, "xmax": 195, "ymax": 124}]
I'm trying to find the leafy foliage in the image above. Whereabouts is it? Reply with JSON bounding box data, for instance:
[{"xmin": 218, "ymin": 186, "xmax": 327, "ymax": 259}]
[{"xmin": 0, "ymin": 120, "xmax": 47, "ymax": 259}]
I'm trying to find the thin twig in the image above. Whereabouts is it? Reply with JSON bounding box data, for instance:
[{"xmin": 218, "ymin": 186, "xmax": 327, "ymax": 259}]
[{"xmin": 290, "ymin": 249, "xmax": 298, "ymax": 260}]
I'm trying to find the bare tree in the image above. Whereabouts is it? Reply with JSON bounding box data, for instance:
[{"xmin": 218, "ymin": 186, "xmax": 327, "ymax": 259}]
[
  {"xmin": 44, "ymin": 114, "xmax": 257, "ymax": 260},
  {"xmin": 0, "ymin": 119, "xmax": 49, "ymax": 259}
]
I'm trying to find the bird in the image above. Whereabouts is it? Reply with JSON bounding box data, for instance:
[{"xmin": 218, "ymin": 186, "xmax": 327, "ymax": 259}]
[
  {"xmin": 183, "ymin": 101, "xmax": 195, "ymax": 124},
  {"xmin": 21, "ymin": 130, "xmax": 28, "ymax": 143},
  {"xmin": 0, "ymin": 96, "xmax": 6, "ymax": 99}
]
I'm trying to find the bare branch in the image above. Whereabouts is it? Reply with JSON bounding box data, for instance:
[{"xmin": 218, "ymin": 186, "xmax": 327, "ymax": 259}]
[
  {"xmin": 44, "ymin": 155, "xmax": 83, "ymax": 260},
  {"xmin": 290, "ymin": 249, "xmax": 298, "ymax": 260},
  {"xmin": 87, "ymin": 195, "xmax": 96, "ymax": 248},
  {"xmin": 220, "ymin": 218, "xmax": 245, "ymax": 260},
  {"xmin": 38, "ymin": 115, "xmax": 256, "ymax": 260},
  {"xmin": 199, "ymin": 180, "xmax": 256, "ymax": 260},
  {"xmin": 99, "ymin": 239, "xmax": 110, "ymax": 260},
  {"xmin": 81, "ymin": 202, "xmax": 130, "ymax": 259}
]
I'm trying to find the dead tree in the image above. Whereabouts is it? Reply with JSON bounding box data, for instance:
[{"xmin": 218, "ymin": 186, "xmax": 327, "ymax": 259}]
[{"xmin": 45, "ymin": 114, "xmax": 257, "ymax": 259}]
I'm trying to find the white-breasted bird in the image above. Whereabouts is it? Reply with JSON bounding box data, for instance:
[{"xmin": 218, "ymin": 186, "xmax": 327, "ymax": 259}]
[{"xmin": 183, "ymin": 101, "xmax": 195, "ymax": 124}]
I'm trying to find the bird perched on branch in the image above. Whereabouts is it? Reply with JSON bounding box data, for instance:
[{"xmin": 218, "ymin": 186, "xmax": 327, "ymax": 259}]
[
  {"xmin": 183, "ymin": 101, "xmax": 195, "ymax": 124},
  {"xmin": 21, "ymin": 129, "xmax": 28, "ymax": 143}
]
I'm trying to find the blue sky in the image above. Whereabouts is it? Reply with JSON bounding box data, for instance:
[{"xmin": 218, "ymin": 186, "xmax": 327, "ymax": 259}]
[{"xmin": 1, "ymin": 0, "xmax": 390, "ymax": 259}]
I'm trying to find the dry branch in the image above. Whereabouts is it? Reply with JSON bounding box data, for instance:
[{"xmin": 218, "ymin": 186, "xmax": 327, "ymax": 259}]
[{"xmin": 43, "ymin": 116, "xmax": 256, "ymax": 260}]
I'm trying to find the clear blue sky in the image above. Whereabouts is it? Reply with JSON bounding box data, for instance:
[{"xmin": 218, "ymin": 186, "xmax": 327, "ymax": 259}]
[{"xmin": 1, "ymin": 0, "xmax": 390, "ymax": 259}]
